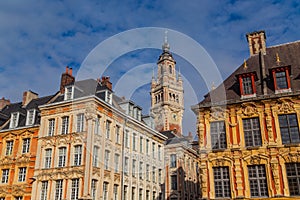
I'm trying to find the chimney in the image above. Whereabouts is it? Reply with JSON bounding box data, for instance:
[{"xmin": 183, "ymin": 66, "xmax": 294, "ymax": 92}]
[
  {"xmin": 246, "ymin": 30, "xmax": 266, "ymax": 56},
  {"xmin": 60, "ymin": 66, "xmax": 75, "ymax": 93},
  {"xmin": 101, "ymin": 76, "xmax": 112, "ymax": 90},
  {"xmin": 0, "ymin": 97, "xmax": 10, "ymax": 110},
  {"xmin": 22, "ymin": 90, "xmax": 38, "ymax": 106}
]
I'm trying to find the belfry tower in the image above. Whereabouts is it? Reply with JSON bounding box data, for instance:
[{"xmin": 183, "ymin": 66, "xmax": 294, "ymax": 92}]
[{"xmin": 150, "ymin": 34, "xmax": 184, "ymax": 136}]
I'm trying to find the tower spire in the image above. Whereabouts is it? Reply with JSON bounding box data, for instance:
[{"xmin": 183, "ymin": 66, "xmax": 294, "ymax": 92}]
[{"xmin": 162, "ymin": 30, "xmax": 170, "ymax": 52}]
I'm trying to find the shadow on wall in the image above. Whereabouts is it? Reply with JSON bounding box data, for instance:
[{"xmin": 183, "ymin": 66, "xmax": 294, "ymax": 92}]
[{"xmin": 159, "ymin": 166, "xmax": 201, "ymax": 200}]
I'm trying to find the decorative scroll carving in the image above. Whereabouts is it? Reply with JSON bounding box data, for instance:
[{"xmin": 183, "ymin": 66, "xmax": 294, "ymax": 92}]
[
  {"xmin": 278, "ymin": 101, "xmax": 294, "ymax": 113},
  {"xmin": 210, "ymin": 107, "xmax": 226, "ymax": 120},
  {"xmin": 241, "ymin": 103, "xmax": 258, "ymax": 117}
]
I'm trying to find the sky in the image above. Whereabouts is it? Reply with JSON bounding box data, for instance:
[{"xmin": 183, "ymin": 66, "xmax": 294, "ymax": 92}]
[{"xmin": 1, "ymin": 0, "xmax": 300, "ymax": 135}]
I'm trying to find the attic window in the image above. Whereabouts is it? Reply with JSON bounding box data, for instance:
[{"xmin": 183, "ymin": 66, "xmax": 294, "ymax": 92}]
[
  {"xmin": 105, "ymin": 90, "xmax": 112, "ymax": 104},
  {"xmin": 10, "ymin": 112, "xmax": 19, "ymax": 128},
  {"xmin": 26, "ymin": 109, "xmax": 36, "ymax": 126},
  {"xmin": 272, "ymin": 66, "xmax": 291, "ymax": 93},
  {"xmin": 238, "ymin": 73, "xmax": 256, "ymax": 98},
  {"xmin": 64, "ymin": 86, "xmax": 74, "ymax": 100}
]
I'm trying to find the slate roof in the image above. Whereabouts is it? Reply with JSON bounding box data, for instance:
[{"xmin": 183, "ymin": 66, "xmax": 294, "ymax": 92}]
[
  {"xmin": 198, "ymin": 40, "xmax": 300, "ymax": 107},
  {"xmin": 0, "ymin": 94, "xmax": 55, "ymax": 129}
]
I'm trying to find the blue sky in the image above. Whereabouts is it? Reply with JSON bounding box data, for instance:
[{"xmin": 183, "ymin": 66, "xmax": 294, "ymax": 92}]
[{"xmin": 1, "ymin": 0, "xmax": 300, "ymax": 135}]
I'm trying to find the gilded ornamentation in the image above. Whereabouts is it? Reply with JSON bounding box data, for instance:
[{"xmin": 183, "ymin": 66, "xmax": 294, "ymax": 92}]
[
  {"xmin": 241, "ymin": 103, "xmax": 258, "ymax": 117},
  {"xmin": 210, "ymin": 107, "xmax": 226, "ymax": 120},
  {"xmin": 278, "ymin": 101, "xmax": 294, "ymax": 113}
]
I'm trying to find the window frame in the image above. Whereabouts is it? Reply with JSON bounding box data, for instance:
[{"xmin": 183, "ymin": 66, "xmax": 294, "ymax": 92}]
[
  {"xmin": 48, "ymin": 118, "xmax": 55, "ymax": 136},
  {"xmin": 238, "ymin": 73, "xmax": 256, "ymax": 97},
  {"xmin": 210, "ymin": 121, "xmax": 227, "ymax": 150},
  {"xmin": 272, "ymin": 66, "xmax": 291, "ymax": 93},
  {"xmin": 279, "ymin": 114, "xmax": 300, "ymax": 144},
  {"xmin": 58, "ymin": 147, "xmax": 67, "ymax": 167},
  {"xmin": 1, "ymin": 169, "xmax": 9, "ymax": 183},
  {"xmin": 248, "ymin": 165, "xmax": 268, "ymax": 197},
  {"xmin": 44, "ymin": 148, "xmax": 52, "ymax": 169},
  {"xmin": 71, "ymin": 178, "xmax": 79, "ymax": 200},
  {"xmin": 76, "ymin": 113, "xmax": 84, "ymax": 133},
  {"xmin": 61, "ymin": 116, "xmax": 69, "ymax": 135},
  {"xmin": 5, "ymin": 140, "xmax": 14, "ymax": 156},
  {"xmin": 73, "ymin": 145, "xmax": 82, "ymax": 166},
  {"xmin": 40, "ymin": 181, "xmax": 48, "ymax": 200},
  {"xmin": 55, "ymin": 179, "xmax": 63, "ymax": 200},
  {"xmin": 243, "ymin": 117, "xmax": 262, "ymax": 147},
  {"xmin": 10, "ymin": 112, "xmax": 19, "ymax": 128},
  {"xmin": 26, "ymin": 109, "xmax": 36, "ymax": 126},
  {"xmin": 286, "ymin": 163, "xmax": 300, "ymax": 196},
  {"xmin": 22, "ymin": 138, "xmax": 30, "ymax": 154},
  {"xmin": 18, "ymin": 167, "xmax": 26, "ymax": 182},
  {"xmin": 213, "ymin": 166, "xmax": 231, "ymax": 198}
]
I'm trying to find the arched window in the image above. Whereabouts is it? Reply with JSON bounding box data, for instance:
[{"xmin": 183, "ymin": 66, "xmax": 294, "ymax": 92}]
[{"xmin": 169, "ymin": 65, "xmax": 172, "ymax": 74}]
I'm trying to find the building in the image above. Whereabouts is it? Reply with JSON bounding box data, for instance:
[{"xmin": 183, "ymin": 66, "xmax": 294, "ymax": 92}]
[
  {"xmin": 0, "ymin": 91, "xmax": 56, "ymax": 200},
  {"xmin": 31, "ymin": 72, "xmax": 167, "ymax": 200},
  {"xmin": 151, "ymin": 38, "xmax": 200, "ymax": 200},
  {"xmin": 150, "ymin": 37, "xmax": 184, "ymax": 136},
  {"xmin": 192, "ymin": 30, "xmax": 300, "ymax": 199},
  {"xmin": 162, "ymin": 131, "xmax": 200, "ymax": 200}
]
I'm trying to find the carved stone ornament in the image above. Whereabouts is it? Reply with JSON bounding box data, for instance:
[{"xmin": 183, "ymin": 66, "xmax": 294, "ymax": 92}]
[
  {"xmin": 242, "ymin": 103, "xmax": 258, "ymax": 117},
  {"xmin": 210, "ymin": 107, "xmax": 226, "ymax": 120},
  {"xmin": 12, "ymin": 184, "xmax": 26, "ymax": 196},
  {"xmin": 278, "ymin": 101, "xmax": 294, "ymax": 113}
]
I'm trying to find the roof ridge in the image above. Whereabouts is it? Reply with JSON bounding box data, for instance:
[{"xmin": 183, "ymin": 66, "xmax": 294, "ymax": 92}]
[{"xmin": 268, "ymin": 40, "xmax": 300, "ymax": 49}]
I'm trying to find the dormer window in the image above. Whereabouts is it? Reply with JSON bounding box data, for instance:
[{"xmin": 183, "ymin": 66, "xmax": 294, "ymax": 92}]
[
  {"xmin": 64, "ymin": 86, "xmax": 74, "ymax": 100},
  {"xmin": 272, "ymin": 66, "xmax": 291, "ymax": 93},
  {"xmin": 10, "ymin": 112, "xmax": 19, "ymax": 128},
  {"xmin": 238, "ymin": 73, "xmax": 256, "ymax": 98},
  {"xmin": 105, "ymin": 90, "xmax": 112, "ymax": 104},
  {"xmin": 26, "ymin": 109, "xmax": 36, "ymax": 126}
]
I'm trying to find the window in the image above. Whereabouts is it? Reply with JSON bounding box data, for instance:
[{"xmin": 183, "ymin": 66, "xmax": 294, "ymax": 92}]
[
  {"xmin": 26, "ymin": 109, "xmax": 36, "ymax": 125},
  {"xmin": 158, "ymin": 145, "xmax": 162, "ymax": 160},
  {"xmin": 105, "ymin": 120, "xmax": 111, "ymax": 139},
  {"xmin": 61, "ymin": 116, "xmax": 69, "ymax": 134},
  {"xmin": 146, "ymin": 139, "xmax": 149, "ymax": 155},
  {"xmin": 132, "ymin": 187, "xmax": 136, "ymax": 200},
  {"xmin": 95, "ymin": 115, "xmax": 100, "ymax": 135},
  {"xmin": 103, "ymin": 182, "xmax": 109, "ymax": 200},
  {"xmin": 139, "ymin": 136, "xmax": 143, "ymax": 152},
  {"xmin": 40, "ymin": 181, "xmax": 48, "ymax": 200},
  {"xmin": 44, "ymin": 149, "xmax": 52, "ymax": 168},
  {"xmin": 48, "ymin": 119, "xmax": 55, "ymax": 136},
  {"xmin": 242, "ymin": 76, "xmax": 253, "ymax": 95},
  {"xmin": 152, "ymin": 167, "xmax": 156, "ymax": 182},
  {"xmin": 1, "ymin": 169, "xmax": 9, "ymax": 183},
  {"xmin": 139, "ymin": 162, "xmax": 143, "ymax": 179},
  {"xmin": 152, "ymin": 142, "xmax": 155, "ymax": 158},
  {"xmin": 115, "ymin": 125, "xmax": 120, "ymax": 144},
  {"xmin": 65, "ymin": 86, "xmax": 73, "ymax": 100},
  {"xmin": 248, "ymin": 165, "xmax": 268, "ymax": 197},
  {"xmin": 146, "ymin": 164, "xmax": 150, "ymax": 181},
  {"xmin": 104, "ymin": 150, "xmax": 110, "ymax": 170},
  {"xmin": 55, "ymin": 180, "xmax": 63, "ymax": 200},
  {"xmin": 243, "ymin": 117, "xmax": 262, "ymax": 147},
  {"xmin": 213, "ymin": 167, "xmax": 231, "ymax": 198},
  {"xmin": 279, "ymin": 114, "xmax": 300, "ymax": 144},
  {"xmin": 272, "ymin": 66, "xmax": 291, "ymax": 91},
  {"xmin": 132, "ymin": 159, "xmax": 136, "ymax": 177},
  {"xmin": 139, "ymin": 189, "xmax": 143, "ymax": 200},
  {"xmin": 286, "ymin": 163, "xmax": 300, "ymax": 196},
  {"xmin": 58, "ymin": 147, "xmax": 67, "ymax": 167},
  {"xmin": 73, "ymin": 145, "xmax": 82, "ymax": 166},
  {"xmin": 71, "ymin": 179, "xmax": 79, "ymax": 200},
  {"xmin": 22, "ymin": 138, "xmax": 30, "ymax": 154},
  {"xmin": 153, "ymin": 191, "xmax": 156, "ymax": 200},
  {"xmin": 10, "ymin": 112, "xmax": 19, "ymax": 128},
  {"xmin": 124, "ymin": 186, "xmax": 128, "ymax": 200},
  {"xmin": 76, "ymin": 113, "xmax": 84, "ymax": 132},
  {"xmin": 171, "ymin": 175, "xmax": 177, "ymax": 190},
  {"xmin": 91, "ymin": 179, "xmax": 97, "ymax": 200},
  {"xmin": 18, "ymin": 167, "xmax": 26, "ymax": 182},
  {"xmin": 158, "ymin": 169, "xmax": 162, "ymax": 183},
  {"xmin": 124, "ymin": 157, "xmax": 129, "ymax": 176},
  {"xmin": 170, "ymin": 154, "xmax": 176, "ymax": 168},
  {"xmin": 133, "ymin": 133, "xmax": 137, "ymax": 151},
  {"xmin": 113, "ymin": 185, "xmax": 118, "ymax": 200},
  {"xmin": 146, "ymin": 190, "xmax": 150, "ymax": 200},
  {"xmin": 125, "ymin": 130, "xmax": 129, "ymax": 148},
  {"xmin": 238, "ymin": 73, "xmax": 256, "ymax": 96},
  {"xmin": 6, "ymin": 141, "xmax": 13, "ymax": 156},
  {"xmin": 210, "ymin": 121, "xmax": 227, "ymax": 149},
  {"xmin": 15, "ymin": 197, "xmax": 22, "ymax": 200},
  {"xmin": 93, "ymin": 146, "xmax": 99, "ymax": 167},
  {"xmin": 114, "ymin": 154, "xmax": 119, "ymax": 172}
]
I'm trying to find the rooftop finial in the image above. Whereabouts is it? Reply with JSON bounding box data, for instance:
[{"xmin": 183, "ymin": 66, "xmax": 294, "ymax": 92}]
[
  {"xmin": 276, "ymin": 52, "xmax": 281, "ymax": 63},
  {"xmin": 162, "ymin": 29, "xmax": 170, "ymax": 52},
  {"xmin": 243, "ymin": 59, "xmax": 248, "ymax": 70}
]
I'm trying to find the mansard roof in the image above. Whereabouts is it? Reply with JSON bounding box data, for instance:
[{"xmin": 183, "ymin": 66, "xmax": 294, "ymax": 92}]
[{"xmin": 197, "ymin": 40, "xmax": 300, "ymax": 107}]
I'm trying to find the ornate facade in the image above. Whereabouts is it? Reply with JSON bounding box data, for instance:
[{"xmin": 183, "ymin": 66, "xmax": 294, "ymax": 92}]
[
  {"xmin": 31, "ymin": 77, "xmax": 166, "ymax": 200},
  {"xmin": 0, "ymin": 91, "xmax": 55, "ymax": 200},
  {"xmin": 192, "ymin": 31, "xmax": 300, "ymax": 199}
]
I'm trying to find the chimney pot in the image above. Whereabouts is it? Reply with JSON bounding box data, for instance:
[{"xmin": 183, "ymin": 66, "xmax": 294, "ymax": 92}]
[
  {"xmin": 246, "ymin": 30, "xmax": 266, "ymax": 56},
  {"xmin": 60, "ymin": 67, "xmax": 75, "ymax": 93},
  {"xmin": 66, "ymin": 66, "xmax": 69, "ymax": 73},
  {"xmin": 69, "ymin": 68, "xmax": 73, "ymax": 76}
]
